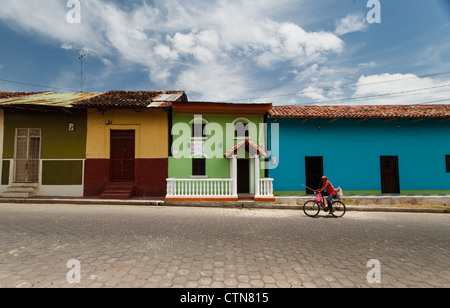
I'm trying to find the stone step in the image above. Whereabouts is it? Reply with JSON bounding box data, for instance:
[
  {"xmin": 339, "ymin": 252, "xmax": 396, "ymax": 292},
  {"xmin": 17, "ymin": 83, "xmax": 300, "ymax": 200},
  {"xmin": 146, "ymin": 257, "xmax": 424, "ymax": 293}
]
[
  {"xmin": 10, "ymin": 183, "xmax": 39, "ymax": 188},
  {"xmin": 100, "ymin": 193, "xmax": 132, "ymax": 200},
  {"xmin": 5, "ymin": 187, "xmax": 35, "ymax": 193},
  {"xmin": 2, "ymin": 192, "xmax": 33, "ymax": 198}
]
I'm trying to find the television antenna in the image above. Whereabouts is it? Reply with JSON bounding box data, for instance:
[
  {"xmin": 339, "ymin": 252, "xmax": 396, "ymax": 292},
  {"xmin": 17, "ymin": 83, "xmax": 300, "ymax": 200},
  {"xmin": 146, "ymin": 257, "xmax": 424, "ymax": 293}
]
[{"xmin": 78, "ymin": 52, "xmax": 87, "ymax": 93}]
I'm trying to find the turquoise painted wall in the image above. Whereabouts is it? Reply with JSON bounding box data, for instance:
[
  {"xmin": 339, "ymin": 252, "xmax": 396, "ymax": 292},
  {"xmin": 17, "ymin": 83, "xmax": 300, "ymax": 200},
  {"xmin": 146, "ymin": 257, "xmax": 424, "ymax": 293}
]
[{"xmin": 268, "ymin": 118, "xmax": 450, "ymax": 194}]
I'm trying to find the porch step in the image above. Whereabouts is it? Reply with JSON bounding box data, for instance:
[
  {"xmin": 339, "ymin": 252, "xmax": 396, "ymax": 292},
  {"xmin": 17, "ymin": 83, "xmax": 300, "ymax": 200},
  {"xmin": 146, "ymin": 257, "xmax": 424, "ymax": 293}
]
[
  {"xmin": 2, "ymin": 183, "xmax": 38, "ymax": 198},
  {"xmin": 100, "ymin": 183, "xmax": 134, "ymax": 200}
]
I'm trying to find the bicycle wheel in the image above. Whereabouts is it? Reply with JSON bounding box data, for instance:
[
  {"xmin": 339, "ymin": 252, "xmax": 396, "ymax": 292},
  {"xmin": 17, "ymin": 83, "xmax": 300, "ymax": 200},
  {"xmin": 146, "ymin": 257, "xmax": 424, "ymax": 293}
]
[
  {"xmin": 331, "ymin": 201, "xmax": 346, "ymax": 218},
  {"xmin": 303, "ymin": 200, "xmax": 320, "ymax": 217}
]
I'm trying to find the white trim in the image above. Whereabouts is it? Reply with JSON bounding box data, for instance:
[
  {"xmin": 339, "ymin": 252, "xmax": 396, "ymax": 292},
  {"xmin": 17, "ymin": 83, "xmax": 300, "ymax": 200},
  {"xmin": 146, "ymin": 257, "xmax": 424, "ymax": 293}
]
[
  {"xmin": 189, "ymin": 153, "xmax": 209, "ymax": 159},
  {"xmin": 254, "ymin": 155, "xmax": 260, "ymax": 197},
  {"xmin": 250, "ymin": 157, "xmax": 255, "ymax": 194},
  {"xmin": 232, "ymin": 117, "xmax": 251, "ymax": 125},
  {"xmin": 35, "ymin": 185, "xmax": 84, "ymax": 197},
  {"xmin": 189, "ymin": 175, "xmax": 209, "ymax": 179},
  {"xmin": 189, "ymin": 116, "xmax": 209, "ymax": 125},
  {"xmin": 232, "ymin": 155, "xmax": 238, "ymax": 196}
]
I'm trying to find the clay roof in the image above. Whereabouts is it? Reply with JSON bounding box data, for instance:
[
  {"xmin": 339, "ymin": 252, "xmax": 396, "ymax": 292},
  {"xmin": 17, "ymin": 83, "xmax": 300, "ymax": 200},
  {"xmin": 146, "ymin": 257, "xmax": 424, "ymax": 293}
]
[
  {"xmin": 224, "ymin": 139, "xmax": 268, "ymax": 158},
  {"xmin": 73, "ymin": 90, "xmax": 187, "ymax": 108},
  {"xmin": 0, "ymin": 91, "xmax": 49, "ymax": 99},
  {"xmin": 269, "ymin": 104, "xmax": 450, "ymax": 119}
]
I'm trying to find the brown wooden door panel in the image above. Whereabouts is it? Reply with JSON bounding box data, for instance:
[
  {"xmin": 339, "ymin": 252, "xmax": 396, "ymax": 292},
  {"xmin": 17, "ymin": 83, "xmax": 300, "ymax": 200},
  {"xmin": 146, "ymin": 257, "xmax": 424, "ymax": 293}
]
[
  {"xmin": 110, "ymin": 130, "xmax": 135, "ymax": 182},
  {"xmin": 380, "ymin": 156, "xmax": 400, "ymax": 194}
]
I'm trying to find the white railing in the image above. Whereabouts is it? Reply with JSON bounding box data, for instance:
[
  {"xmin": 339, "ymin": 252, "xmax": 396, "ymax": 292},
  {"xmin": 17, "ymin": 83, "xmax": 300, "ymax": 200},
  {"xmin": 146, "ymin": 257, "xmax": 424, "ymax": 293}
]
[
  {"xmin": 167, "ymin": 178, "xmax": 234, "ymax": 198},
  {"xmin": 258, "ymin": 178, "xmax": 274, "ymax": 197}
]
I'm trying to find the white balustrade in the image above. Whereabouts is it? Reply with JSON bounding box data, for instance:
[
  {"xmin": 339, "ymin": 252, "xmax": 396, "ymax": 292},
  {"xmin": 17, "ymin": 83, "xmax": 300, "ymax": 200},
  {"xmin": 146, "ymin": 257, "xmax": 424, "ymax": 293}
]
[
  {"xmin": 167, "ymin": 178, "xmax": 234, "ymax": 198},
  {"xmin": 258, "ymin": 178, "xmax": 274, "ymax": 197},
  {"xmin": 166, "ymin": 178, "xmax": 274, "ymax": 198}
]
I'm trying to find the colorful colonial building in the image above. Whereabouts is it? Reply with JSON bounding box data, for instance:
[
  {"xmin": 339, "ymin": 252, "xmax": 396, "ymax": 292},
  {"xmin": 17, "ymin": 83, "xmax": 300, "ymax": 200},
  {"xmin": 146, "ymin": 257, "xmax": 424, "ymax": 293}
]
[
  {"xmin": 0, "ymin": 91, "xmax": 102, "ymax": 197},
  {"xmin": 268, "ymin": 104, "xmax": 450, "ymax": 195},
  {"xmin": 165, "ymin": 101, "xmax": 275, "ymax": 203},
  {"xmin": 73, "ymin": 91, "xmax": 187, "ymax": 199}
]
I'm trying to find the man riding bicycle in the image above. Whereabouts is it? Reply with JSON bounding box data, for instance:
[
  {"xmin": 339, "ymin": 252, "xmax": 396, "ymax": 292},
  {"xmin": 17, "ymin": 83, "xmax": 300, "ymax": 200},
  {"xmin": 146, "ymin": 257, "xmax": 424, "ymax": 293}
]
[{"xmin": 314, "ymin": 176, "xmax": 336, "ymax": 214}]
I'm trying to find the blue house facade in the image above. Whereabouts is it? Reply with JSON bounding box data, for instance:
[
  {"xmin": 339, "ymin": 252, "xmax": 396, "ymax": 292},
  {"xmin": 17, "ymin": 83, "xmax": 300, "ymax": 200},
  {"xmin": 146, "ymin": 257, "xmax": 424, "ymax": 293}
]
[{"xmin": 268, "ymin": 104, "xmax": 450, "ymax": 195}]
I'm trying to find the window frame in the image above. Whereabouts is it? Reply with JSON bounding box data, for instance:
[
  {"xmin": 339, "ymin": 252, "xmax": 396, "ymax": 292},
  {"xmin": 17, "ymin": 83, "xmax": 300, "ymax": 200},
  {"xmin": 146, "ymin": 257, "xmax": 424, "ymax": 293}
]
[{"xmin": 192, "ymin": 123, "xmax": 207, "ymax": 139}]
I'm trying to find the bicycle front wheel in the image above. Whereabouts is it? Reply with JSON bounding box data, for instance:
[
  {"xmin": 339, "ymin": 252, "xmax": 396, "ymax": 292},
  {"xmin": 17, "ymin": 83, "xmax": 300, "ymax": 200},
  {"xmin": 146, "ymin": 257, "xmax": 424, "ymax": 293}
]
[
  {"xmin": 332, "ymin": 201, "xmax": 346, "ymax": 218},
  {"xmin": 303, "ymin": 200, "xmax": 320, "ymax": 217}
]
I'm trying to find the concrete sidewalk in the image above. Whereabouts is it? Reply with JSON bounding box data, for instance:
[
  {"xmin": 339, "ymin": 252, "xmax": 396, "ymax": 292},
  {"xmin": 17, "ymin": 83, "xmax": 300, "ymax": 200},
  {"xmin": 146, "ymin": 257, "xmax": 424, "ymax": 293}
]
[
  {"xmin": 273, "ymin": 194, "xmax": 450, "ymax": 214},
  {"xmin": 0, "ymin": 194, "xmax": 449, "ymax": 213}
]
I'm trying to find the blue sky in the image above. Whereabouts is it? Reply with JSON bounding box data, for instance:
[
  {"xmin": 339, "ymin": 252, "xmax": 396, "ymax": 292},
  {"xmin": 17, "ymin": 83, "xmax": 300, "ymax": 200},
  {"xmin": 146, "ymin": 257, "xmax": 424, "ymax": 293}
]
[{"xmin": 0, "ymin": 0, "xmax": 449, "ymax": 105}]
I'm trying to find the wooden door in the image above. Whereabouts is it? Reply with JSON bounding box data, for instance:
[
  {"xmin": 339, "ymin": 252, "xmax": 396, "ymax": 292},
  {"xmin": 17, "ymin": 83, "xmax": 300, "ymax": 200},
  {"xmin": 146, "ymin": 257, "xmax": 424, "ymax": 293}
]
[
  {"xmin": 14, "ymin": 129, "xmax": 41, "ymax": 183},
  {"xmin": 237, "ymin": 159, "xmax": 250, "ymax": 194},
  {"xmin": 380, "ymin": 156, "xmax": 400, "ymax": 194},
  {"xmin": 110, "ymin": 130, "xmax": 135, "ymax": 182},
  {"xmin": 305, "ymin": 156, "xmax": 323, "ymax": 195}
]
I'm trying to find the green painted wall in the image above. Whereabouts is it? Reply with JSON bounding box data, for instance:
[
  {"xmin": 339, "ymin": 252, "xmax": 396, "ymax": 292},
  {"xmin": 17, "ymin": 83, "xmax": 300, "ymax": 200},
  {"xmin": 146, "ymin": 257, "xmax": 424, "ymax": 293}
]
[
  {"xmin": 169, "ymin": 112, "xmax": 266, "ymax": 179},
  {"xmin": 1, "ymin": 160, "xmax": 9, "ymax": 185},
  {"xmin": 2, "ymin": 108, "xmax": 86, "ymax": 186},
  {"xmin": 3, "ymin": 109, "xmax": 87, "ymax": 159},
  {"xmin": 42, "ymin": 161, "xmax": 83, "ymax": 185}
]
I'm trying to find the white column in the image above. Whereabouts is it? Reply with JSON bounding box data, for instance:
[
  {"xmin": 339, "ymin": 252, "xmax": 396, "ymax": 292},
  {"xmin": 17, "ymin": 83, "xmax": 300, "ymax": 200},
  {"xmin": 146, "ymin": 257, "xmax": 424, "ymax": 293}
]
[
  {"xmin": 254, "ymin": 155, "xmax": 260, "ymax": 197},
  {"xmin": 231, "ymin": 155, "xmax": 238, "ymax": 197}
]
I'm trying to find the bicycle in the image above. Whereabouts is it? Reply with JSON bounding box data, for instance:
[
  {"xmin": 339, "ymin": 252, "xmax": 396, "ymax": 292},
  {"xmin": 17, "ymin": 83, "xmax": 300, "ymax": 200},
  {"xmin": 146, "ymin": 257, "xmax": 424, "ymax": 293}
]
[{"xmin": 303, "ymin": 192, "xmax": 346, "ymax": 218}]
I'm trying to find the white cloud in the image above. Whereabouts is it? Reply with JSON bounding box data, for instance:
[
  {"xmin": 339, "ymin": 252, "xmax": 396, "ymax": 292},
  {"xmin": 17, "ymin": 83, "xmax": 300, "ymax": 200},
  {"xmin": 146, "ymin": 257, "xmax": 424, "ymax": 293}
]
[
  {"xmin": 335, "ymin": 13, "xmax": 368, "ymax": 36},
  {"xmin": 101, "ymin": 58, "xmax": 112, "ymax": 66},
  {"xmin": 0, "ymin": 0, "xmax": 346, "ymax": 101},
  {"xmin": 358, "ymin": 61, "xmax": 378, "ymax": 68},
  {"xmin": 61, "ymin": 43, "xmax": 73, "ymax": 50},
  {"xmin": 177, "ymin": 63, "xmax": 251, "ymax": 102},
  {"xmin": 352, "ymin": 73, "xmax": 450, "ymax": 105},
  {"xmin": 301, "ymin": 85, "xmax": 328, "ymax": 102}
]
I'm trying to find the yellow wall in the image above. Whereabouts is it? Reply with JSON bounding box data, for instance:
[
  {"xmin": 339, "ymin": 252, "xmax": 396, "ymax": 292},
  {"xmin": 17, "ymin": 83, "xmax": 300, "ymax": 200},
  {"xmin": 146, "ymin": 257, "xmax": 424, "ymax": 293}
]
[{"xmin": 86, "ymin": 108, "xmax": 168, "ymax": 159}]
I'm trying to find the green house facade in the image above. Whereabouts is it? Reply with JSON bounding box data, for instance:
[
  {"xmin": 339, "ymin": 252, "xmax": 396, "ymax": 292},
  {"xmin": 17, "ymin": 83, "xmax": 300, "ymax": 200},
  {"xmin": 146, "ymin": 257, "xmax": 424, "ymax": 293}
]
[
  {"xmin": 0, "ymin": 92, "xmax": 102, "ymax": 197},
  {"xmin": 166, "ymin": 102, "xmax": 275, "ymax": 202}
]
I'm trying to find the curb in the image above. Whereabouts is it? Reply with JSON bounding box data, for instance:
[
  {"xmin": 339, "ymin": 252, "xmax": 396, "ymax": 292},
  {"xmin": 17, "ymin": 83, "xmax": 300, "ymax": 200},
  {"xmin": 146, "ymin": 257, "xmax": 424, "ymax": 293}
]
[
  {"xmin": 0, "ymin": 198, "xmax": 448, "ymax": 214},
  {"xmin": 0, "ymin": 198, "xmax": 163, "ymax": 206}
]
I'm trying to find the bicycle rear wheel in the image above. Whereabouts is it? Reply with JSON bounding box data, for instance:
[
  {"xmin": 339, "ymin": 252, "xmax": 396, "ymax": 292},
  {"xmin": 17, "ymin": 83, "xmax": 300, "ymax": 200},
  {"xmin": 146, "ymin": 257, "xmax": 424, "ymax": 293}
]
[
  {"xmin": 303, "ymin": 200, "xmax": 320, "ymax": 217},
  {"xmin": 331, "ymin": 201, "xmax": 346, "ymax": 218}
]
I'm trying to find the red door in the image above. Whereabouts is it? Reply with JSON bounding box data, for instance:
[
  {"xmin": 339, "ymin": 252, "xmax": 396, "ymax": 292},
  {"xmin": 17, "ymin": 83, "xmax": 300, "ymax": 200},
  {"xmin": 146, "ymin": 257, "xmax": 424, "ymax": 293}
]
[{"xmin": 110, "ymin": 130, "xmax": 135, "ymax": 182}]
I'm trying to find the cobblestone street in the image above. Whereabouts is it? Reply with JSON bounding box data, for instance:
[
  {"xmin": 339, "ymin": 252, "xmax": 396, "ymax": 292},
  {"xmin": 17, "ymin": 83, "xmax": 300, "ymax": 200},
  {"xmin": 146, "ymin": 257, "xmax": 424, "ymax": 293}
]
[{"xmin": 0, "ymin": 203, "xmax": 449, "ymax": 288}]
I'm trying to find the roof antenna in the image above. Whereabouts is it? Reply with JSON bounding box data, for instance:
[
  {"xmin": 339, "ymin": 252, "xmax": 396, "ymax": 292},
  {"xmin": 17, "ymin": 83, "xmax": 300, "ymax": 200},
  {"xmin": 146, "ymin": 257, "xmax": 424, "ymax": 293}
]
[{"xmin": 78, "ymin": 52, "xmax": 87, "ymax": 93}]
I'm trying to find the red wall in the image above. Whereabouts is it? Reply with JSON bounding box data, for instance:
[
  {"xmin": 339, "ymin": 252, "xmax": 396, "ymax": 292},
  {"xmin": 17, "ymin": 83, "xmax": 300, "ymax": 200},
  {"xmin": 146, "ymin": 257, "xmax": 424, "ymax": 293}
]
[{"xmin": 84, "ymin": 158, "xmax": 168, "ymax": 197}]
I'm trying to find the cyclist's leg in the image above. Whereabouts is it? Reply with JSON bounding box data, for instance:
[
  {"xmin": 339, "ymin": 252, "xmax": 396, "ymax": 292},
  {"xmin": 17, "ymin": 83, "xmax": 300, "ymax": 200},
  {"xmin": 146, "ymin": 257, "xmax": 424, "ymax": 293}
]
[
  {"xmin": 328, "ymin": 195, "xmax": 335, "ymax": 212},
  {"xmin": 322, "ymin": 192, "xmax": 329, "ymax": 211}
]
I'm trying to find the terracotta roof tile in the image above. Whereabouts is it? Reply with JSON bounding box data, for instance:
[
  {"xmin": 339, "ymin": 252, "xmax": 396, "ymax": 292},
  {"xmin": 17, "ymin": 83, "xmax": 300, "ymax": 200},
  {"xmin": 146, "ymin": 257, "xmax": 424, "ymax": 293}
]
[
  {"xmin": 73, "ymin": 90, "xmax": 186, "ymax": 108},
  {"xmin": 269, "ymin": 104, "xmax": 450, "ymax": 119}
]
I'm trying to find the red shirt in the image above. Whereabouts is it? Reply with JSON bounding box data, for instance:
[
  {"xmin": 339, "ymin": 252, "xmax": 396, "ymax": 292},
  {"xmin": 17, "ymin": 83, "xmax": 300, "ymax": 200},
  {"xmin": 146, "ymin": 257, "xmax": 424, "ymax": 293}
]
[{"xmin": 321, "ymin": 181, "xmax": 336, "ymax": 195}]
